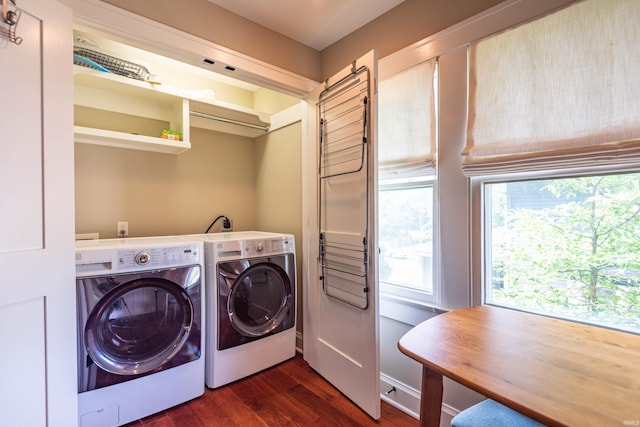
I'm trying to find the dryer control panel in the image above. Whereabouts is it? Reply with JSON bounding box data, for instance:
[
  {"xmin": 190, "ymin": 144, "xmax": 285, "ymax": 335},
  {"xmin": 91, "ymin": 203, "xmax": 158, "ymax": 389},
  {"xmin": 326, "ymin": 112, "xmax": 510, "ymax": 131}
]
[
  {"xmin": 244, "ymin": 238, "xmax": 287, "ymax": 255},
  {"xmin": 243, "ymin": 236, "xmax": 294, "ymax": 257},
  {"xmin": 210, "ymin": 235, "xmax": 294, "ymax": 261}
]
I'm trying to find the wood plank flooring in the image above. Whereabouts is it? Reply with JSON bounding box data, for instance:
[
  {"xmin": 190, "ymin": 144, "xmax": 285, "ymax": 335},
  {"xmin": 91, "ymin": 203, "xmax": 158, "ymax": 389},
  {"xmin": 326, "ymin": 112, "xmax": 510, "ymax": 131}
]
[{"xmin": 125, "ymin": 353, "xmax": 418, "ymax": 426}]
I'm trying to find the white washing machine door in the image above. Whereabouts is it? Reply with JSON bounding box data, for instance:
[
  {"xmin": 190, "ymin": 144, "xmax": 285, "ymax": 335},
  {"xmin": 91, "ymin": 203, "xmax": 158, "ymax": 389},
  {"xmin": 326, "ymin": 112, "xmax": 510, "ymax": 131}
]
[{"xmin": 84, "ymin": 277, "xmax": 193, "ymax": 376}]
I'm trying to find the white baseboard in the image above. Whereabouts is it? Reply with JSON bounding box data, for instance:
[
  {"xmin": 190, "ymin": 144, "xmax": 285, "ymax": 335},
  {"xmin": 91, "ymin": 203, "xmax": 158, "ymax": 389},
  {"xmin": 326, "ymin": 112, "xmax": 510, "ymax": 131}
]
[
  {"xmin": 441, "ymin": 402, "xmax": 459, "ymax": 426},
  {"xmin": 380, "ymin": 373, "xmax": 461, "ymax": 426},
  {"xmin": 380, "ymin": 373, "xmax": 420, "ymax": 419}
]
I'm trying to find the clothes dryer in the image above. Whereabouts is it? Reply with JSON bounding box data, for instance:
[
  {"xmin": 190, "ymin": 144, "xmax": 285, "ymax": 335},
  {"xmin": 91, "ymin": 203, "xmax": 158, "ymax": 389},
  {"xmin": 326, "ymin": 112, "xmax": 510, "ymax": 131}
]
[
  {"xmin": 75, "ymin": 237, "xmax": 205, "ymax": 427},
  {"xmin": 186, "ymin": 231, "xmax": 296, "ymax": 388}
]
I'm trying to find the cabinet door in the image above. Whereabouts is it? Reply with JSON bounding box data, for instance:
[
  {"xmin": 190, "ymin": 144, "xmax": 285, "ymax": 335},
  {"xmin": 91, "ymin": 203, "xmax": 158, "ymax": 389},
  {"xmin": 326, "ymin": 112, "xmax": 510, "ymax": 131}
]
[
  {"xmin": 0, "ymin": 1, "xmax": 76, "ymax": 425},
  {"xmin": 303, "ymin": 50, "xmax": 380, "ymax": 419}
]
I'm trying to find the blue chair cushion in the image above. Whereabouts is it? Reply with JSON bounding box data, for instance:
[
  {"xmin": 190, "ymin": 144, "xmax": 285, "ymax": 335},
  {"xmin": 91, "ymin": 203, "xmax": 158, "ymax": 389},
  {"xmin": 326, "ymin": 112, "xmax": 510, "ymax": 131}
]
[{"xmin": 451, "ymin": 399, "xmax": 545, "ymax": 427}]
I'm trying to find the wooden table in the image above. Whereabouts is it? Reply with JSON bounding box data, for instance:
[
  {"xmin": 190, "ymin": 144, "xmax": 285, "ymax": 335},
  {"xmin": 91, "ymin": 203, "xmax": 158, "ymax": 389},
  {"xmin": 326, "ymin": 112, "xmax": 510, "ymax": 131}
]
[{"xmin": 398, "ymin": 305, "xmax": 640, "ymax": 427}]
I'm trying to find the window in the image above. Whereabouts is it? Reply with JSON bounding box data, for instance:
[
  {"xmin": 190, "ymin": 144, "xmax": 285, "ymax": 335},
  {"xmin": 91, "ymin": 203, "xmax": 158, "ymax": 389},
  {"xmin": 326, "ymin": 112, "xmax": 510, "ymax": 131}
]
[
  {"xmin": 484, "ymin": 172, "xmax": 640, "ymax": 333},
  {"xmin": 379, "ymin": 177, "xmax": 434, "ymax": 298},
  {"xmin": 467, "ymin": 0, "xmax": 640, "ymax": 332},
  {"xmin": 378, "ymin": 59, "xmax": 437, "ymax": 303}
]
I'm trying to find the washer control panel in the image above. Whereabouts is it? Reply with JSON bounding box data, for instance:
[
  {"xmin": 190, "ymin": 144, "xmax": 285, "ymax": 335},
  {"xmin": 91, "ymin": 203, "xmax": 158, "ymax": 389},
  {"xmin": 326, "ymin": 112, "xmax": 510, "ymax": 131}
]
[
  {"xmin": 118, "ymin": 244, "xmax": 201, "ymax": 271},
  {"xmin": 76, "ymin": 239, "xmax": 204, "ymax": 277}
]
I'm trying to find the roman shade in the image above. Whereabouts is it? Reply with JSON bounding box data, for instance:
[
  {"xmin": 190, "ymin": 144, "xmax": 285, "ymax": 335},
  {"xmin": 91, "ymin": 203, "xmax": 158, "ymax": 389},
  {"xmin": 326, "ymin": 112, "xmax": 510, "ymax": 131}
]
[
  {"xmin": 379, "ymin": 58, "xmax": 437, "ymax": 178},
  {"xmin": 462, "ymin": 0, "xmax": 640, "ymax": 176}
]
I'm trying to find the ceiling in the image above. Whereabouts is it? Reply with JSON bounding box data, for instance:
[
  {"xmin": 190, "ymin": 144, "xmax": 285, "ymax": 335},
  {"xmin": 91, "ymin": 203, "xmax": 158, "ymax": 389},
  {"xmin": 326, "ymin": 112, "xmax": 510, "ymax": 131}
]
[{"xmin": 206, "ymin": 0, "xmax": 406, "ymax": 50}]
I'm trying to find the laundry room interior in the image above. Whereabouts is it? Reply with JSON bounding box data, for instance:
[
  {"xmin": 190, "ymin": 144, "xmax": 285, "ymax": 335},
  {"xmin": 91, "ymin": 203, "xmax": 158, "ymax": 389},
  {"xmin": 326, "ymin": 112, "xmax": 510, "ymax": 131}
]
[
  {"xmin": 7, "ymin": 0, "xmax": 599, "ymax": 425},
  {"xmin": 68, "ymin": 0, "xmax": 503, "ymax": 423}
]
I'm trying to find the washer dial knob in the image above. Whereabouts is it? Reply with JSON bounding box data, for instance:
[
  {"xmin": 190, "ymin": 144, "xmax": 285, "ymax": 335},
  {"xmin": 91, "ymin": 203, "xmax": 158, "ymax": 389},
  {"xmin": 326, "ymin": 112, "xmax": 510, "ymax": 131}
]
[{"xmin": 135, "ymin": 251, "xmax": 151, "ymax": 265}]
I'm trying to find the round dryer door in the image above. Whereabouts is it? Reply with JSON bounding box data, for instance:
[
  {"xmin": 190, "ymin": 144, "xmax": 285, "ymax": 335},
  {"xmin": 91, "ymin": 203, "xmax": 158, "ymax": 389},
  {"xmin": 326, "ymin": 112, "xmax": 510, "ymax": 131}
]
[
  {"xmin": 84, "ymin": 278, "xmax": 193, "ymax": 376},
  {"xmin": 227, "ymin": 262, "xmax": 293, "ymax": 337}
]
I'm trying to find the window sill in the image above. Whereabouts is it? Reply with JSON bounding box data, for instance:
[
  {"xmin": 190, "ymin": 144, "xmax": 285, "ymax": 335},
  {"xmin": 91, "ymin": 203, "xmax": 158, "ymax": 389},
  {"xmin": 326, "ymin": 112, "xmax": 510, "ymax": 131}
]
[{"xmin": 380, "ymin": 292, "xmax": 448, "ymax": 326}]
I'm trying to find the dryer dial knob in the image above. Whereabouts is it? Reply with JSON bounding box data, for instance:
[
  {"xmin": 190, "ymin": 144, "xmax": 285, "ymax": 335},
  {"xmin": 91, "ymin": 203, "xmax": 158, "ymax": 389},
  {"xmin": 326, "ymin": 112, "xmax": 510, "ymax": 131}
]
[
  {"xmin": 135, "ymin": 251, "xmax": 151, "ymax": 265},
  {"xmin": 256, "ymin": 243, "xmax": 264, "ymax": 252}
]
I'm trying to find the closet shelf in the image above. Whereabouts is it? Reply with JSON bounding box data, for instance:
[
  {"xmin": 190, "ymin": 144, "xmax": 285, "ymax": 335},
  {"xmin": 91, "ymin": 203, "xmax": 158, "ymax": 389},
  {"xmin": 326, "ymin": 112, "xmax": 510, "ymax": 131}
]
[
  {"xmin": 74, "ymin": 126, "xmax": 191, "ymax": 154},
  {"xmin": 73, "ymin": 66, "xmax": 272, "ymax": 153}
]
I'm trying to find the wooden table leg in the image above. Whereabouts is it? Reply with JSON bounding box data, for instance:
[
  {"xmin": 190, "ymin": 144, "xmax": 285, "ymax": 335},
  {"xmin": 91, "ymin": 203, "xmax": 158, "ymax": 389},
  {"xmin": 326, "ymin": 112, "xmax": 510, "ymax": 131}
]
[{"xmin": 419, "ymin": 366, "xmax": 443, "ymax": 427}]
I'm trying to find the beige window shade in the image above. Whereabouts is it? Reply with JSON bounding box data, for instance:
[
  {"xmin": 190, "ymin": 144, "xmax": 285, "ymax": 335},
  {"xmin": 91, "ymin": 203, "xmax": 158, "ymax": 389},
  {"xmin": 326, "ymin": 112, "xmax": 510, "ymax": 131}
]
[
  {"xmin": 379, "ymin": 59, "xmax": 436, "ymax": 178},
  {"xmin": 463, "ymin": 0, "xmax": 640, "ymax": 176}
]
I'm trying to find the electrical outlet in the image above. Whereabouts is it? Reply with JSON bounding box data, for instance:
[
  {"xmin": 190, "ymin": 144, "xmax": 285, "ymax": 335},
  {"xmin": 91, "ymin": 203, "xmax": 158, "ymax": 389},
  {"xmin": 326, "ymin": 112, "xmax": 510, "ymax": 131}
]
[
  {"xmin": 117, "ymin": 221, "xmax": 128, "ymax": 237},
  {"xmin": 221, "ymin": 219, "xmax": 233, "ymax": 232}
]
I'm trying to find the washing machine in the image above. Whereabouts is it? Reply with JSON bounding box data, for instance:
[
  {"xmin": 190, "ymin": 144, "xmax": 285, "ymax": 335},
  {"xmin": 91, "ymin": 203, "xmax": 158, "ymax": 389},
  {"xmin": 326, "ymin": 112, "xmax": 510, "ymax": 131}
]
[
  {"xmin": 75, "ymin": 236, "xmax": 205, "ymax": 427},
  {"xmin": 186, "ymin": 231, "xmax": 296, "ymax": 388}
]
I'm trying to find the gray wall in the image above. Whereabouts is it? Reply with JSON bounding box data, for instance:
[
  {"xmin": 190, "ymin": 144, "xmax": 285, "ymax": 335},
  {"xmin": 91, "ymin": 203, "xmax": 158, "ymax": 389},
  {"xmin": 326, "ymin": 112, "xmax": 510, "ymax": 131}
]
[{"xmin": 100, "ymin": 0, "xmax": 504, "ymax": 82}]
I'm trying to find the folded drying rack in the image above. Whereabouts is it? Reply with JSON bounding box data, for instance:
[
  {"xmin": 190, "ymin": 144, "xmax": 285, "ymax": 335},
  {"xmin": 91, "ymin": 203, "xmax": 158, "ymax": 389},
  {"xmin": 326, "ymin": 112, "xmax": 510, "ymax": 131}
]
[{"xmin": 317, "ymin": 63, "xmax": 371, "ymax": 309}]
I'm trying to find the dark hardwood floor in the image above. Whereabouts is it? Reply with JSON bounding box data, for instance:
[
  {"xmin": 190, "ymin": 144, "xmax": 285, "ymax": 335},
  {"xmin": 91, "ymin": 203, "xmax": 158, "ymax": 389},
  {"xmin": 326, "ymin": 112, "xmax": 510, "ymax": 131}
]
[{"xmin": 125, "ymin": 353, "xmax": 418, "ymax": 426}]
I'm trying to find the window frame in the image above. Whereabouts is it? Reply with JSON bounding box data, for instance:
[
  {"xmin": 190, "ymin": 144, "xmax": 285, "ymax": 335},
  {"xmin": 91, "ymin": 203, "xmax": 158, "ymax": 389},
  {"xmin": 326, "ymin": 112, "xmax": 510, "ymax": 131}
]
[
  {"xmin": 378, "ymin": 175, "xmax": 437, "ymax": 305},
  {"xmin": 377, "ymin": 57, "xmax": 440, "ymax": 309},
  {"xmin": 471, "ymin": 165, "xmax": 640, "ymax": 333}
]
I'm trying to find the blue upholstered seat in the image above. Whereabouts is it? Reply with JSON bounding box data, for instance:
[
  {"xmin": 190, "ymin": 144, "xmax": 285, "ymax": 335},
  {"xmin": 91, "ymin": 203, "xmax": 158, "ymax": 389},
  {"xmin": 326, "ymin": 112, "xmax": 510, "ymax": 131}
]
[{"xmin": 451, "ymin": 399, "xmax": 545, "ymax": 427}]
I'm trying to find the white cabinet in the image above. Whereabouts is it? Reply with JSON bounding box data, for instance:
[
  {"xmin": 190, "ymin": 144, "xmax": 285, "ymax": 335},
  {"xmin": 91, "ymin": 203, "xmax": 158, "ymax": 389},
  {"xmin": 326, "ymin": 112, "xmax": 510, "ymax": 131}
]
[{"xmin": 73, "ymin": 64, "xmax": 272, "ymax": 154}]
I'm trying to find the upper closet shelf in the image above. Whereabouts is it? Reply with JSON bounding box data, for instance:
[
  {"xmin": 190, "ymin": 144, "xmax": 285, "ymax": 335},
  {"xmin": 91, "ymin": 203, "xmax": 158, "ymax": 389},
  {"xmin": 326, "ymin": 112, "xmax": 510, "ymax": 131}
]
[
  {"xmin": 73, "ymin": 66, "xmax": 272, "ymax": 153},
  {"xmin": 189, "ymin": 99, "xmax": 270, "ymax": 139}
]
